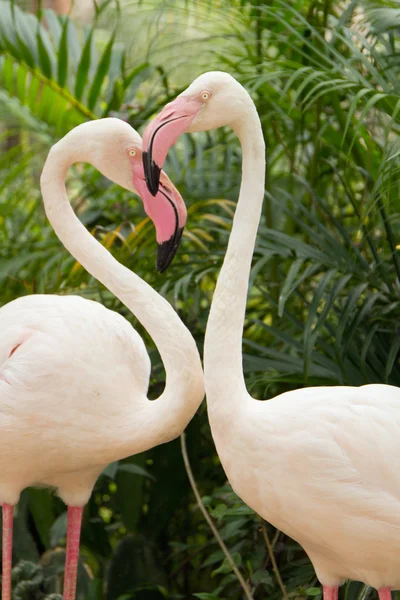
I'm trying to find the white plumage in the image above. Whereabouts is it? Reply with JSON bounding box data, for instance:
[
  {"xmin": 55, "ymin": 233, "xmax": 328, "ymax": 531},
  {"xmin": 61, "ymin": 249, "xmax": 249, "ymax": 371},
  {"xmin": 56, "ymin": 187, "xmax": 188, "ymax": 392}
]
[
  {"xmin": 0, "ymin": 294, "xmax": 151, "ymax": 505},
  {"xmin": 0, "ymin": 118, "xmax": 204, "ymax": 600},
  {"xmin": 214, "ymin": 384, "xmax": 400, "ymax": 590},
  {"xmin": 142, "ymin": 72, "xmax": 400, "ymax": 600}
]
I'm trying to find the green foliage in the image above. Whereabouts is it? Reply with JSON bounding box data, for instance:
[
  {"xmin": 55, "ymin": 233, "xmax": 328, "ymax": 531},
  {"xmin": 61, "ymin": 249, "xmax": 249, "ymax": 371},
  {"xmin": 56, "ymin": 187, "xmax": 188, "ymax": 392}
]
[
  {"xmin": 7, "ymin": 560, "xmax": 62, "ymax": 600},
  {"xmin": 0, "ymin": 1, "xmax": 399, "ymax": 599}
]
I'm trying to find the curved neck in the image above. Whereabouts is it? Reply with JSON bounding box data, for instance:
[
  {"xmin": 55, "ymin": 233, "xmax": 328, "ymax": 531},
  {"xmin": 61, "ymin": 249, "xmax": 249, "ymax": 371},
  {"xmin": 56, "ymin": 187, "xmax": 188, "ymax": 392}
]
[
  {"xmin": 40, "ymin": 140, "xmax": 204, "ymax": 448},
  {"xmin": 204, "ymin": 103, "xmax": 266, "ymax": 413}
]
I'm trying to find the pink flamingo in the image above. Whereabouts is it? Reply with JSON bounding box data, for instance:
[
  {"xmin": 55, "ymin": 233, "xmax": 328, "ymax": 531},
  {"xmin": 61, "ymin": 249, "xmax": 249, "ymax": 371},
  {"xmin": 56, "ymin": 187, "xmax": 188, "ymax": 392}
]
[
  {"xmin": 142, "ymin": 71, "xmax": 400, "ymax": 600},
  {"xmin": 0, "ymin": 118, "xmax": 204, "ymax": 600}
]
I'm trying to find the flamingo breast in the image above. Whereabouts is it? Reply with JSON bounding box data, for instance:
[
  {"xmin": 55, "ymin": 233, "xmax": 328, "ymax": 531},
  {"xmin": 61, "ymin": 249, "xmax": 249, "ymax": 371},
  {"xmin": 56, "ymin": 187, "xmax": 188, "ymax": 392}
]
[
  {"xmin": 0, "ymin": 294, "xmax": 151, "ymax": 499},
  {"xmin": 212, "ymin": 385, "xmax": 400, "ymax": 589}
]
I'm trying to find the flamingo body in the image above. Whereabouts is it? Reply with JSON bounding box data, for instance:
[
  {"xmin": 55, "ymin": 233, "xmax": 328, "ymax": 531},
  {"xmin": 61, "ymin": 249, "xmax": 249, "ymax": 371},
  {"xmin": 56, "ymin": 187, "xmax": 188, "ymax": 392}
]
[
  {"xmin": 0, "ymin": 118, "xmax": 204, "ymax": 600},
  {"xmin": 142, "ymin": 72, "xmax": 400, "ymax": 596},
  {"xmin": 0, "ymin": 294, "xmax": 150, "ymax": 506},
  {"xmin": 214, "ymin": 384, "xmax": 400, "ymax": 589}
]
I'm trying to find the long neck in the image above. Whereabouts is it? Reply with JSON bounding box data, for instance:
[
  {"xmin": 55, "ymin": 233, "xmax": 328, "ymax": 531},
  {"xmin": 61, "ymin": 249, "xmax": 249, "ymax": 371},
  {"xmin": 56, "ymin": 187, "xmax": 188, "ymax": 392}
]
[
  {"xmin": 204, "ymin": 102, "xmax": 266, "ymax": 416},
  {"xmin": 40, "ymin": 142, "xmax": 204, "ymax": 450}
]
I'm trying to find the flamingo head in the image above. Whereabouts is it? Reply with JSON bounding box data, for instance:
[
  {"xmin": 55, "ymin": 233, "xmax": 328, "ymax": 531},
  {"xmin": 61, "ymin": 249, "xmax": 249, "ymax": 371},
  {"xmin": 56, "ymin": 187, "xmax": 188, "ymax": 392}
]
[
  {"xmin": 65, "ymin": 118, "xmax": 187, "ymax": 273},
  {"xmin": 128, "ymin": 145, "xmax": 186, "ymax": 274},
  {"xmin": 142, "ymin": 72, "xmax": 246, "ymax": 196}
]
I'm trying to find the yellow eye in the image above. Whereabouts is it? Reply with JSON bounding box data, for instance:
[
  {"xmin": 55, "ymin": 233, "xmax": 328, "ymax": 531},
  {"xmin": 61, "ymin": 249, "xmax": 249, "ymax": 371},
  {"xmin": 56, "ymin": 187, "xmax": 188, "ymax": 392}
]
[
  {"xmin": 201, "ymin": 91, "xmax": 210, "ymax": 101},
  {"xmin": 128, "ymin": 149, "xmax": 136, "ymax": 157}
]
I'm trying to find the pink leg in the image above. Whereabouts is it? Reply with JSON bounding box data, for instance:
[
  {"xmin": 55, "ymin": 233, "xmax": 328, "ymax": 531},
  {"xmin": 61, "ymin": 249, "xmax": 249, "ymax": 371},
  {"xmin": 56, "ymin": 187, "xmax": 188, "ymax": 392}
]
[
  {"xmin": 378, "ymin": 589, "xmax": 392, "ymax": 600},
  {"xmin": 63, "ymin": 506, "xmax": 84, "ymax": 600},
  {"xmin": 1, "ymin": 504, "xmax": 13, "ymax": 600},
  {"xmin": 323, "ymin": 587, "xmax": 338, "ymax": 600}
]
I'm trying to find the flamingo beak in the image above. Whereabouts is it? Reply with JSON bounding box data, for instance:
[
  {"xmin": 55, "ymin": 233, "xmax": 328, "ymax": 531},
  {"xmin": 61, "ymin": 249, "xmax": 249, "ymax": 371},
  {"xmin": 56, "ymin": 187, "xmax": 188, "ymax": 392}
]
[
  {"xmin": 142, "ymin": 96, "xmax": 202, "ymax": 196},
  {"xmin": 133, "ymin": 165, "xmax": 187, "ymax": 273},
  {"xmin": 157, "ymin": 226, "xmax": 184, "ymax": 273}
]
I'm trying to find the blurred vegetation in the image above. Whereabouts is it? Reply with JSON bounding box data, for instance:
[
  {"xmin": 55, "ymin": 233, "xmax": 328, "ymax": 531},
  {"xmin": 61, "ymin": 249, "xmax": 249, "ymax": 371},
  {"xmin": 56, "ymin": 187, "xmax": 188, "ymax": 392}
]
[{"xmin": 0, "ymin": 0, "xmax": 399, "ymax": 599}]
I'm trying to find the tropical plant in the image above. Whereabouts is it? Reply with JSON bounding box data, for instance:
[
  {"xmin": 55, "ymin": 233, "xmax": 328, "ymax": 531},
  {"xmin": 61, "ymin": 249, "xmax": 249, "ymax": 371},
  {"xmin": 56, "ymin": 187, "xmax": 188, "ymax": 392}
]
[{"xmin": 0, "ymin": 0, "xmax": 399, "ymax": 599}]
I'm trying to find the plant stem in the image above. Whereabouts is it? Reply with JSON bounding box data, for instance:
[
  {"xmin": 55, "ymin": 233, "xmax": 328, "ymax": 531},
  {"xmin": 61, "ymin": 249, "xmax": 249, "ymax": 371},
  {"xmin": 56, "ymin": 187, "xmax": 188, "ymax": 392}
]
[
  {"xmin": 180, "ymin": 432, "xmax": 254, "ymax": 600},
  {"xmin": 261, "ymin": 520, "xmax": 289, "ymax": 600}
]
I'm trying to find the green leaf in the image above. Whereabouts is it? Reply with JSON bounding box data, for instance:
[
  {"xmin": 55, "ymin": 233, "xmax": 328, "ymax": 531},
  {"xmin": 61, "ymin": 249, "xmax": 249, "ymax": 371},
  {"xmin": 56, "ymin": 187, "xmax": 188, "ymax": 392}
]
[
  {"xmin": 210, "ymin": 503, "xmax": 227, "ymax": 520},
  {"xmin": 57, "ymin": 19, "xmax": 69, "ymax": 88},
  {"xmin": 278, "ymin": 258, "xmax": 304, "ymax": 317},
  {"xmin": 212, "ymin": 553, "xmax": 242, "ymax": 577},
  {"xmin": 12, "ymin": 491, "xmax": 39, "ymax": 562},
  {"xmin": 36, "ymin": 28, "xmax": 53, "ymax": 79},
  {"xmin": 384, "ymin": 337, "xmax": 400, "ymax": 384},
  {"xmin": 13, "ymin": 8, "xmax": 37, "ymax": 67},
  {"xmin": 101, "ymin": 461, "xmax": 119, "ymax": 479},
  {"xmin": 0, "ymin": 1, "xmax": 19, "ymax": 55},
  {"xmin": 42, "ymin": 8, "xmax": 62, "ymax": 46},
  {"xmin": 306, "ymin": 587, "xmax": 322, "ymax": 596},
  {"xmin": 303, "ymin": 269, "xmax": 337, "ymax": 379},
  {"xmin": 16, "ymin": 64, "xmax": 26, "ymax": 104},
  {"xmin": 15, "ymin": 28, "xmax": 35, "ymax": 68},
  {"xmin": 116, "ymin": 455, "xmax": 147, "ymax": 531},
  {"xmin": 94, "ymin": 0, "xmax": 119, "ymax": 19},
  {"xmin": 202, "ymin": 550, "xmax": 224, "ymax": 568},
  {"xmin": 85, "ymin": 578, "xmax": 103, "ymax": 600},
  {"xmin": 75, "ymin": 28, "xmax": 94, "ymax": 101},
  {"xmin": 87, "ymin": 32, "xmax": 115, "ymax": 111},
  {"xmin": 2, "ymin": 55, "xmax": 15, "ymax": 95},
  {"xmin": 106, "ymin": 535, "xmax": 167, "ymax": 600},
  {"xmin": 50, "ymin": 512, "xmax": 68, "ymax": 548},
  {"xmin": 218, "ymin": 517, "xmax": 247, "ymax": 540},
  {"xmin": 27, "ymin": 75, "xmax": 40, "ymax": 112},
  {"xmin": 251, "ymin": 570, "xmax": 273, "ymax": 587},
  {"xmin": 27, "ymin": 488, "xmax": 55, "ymax": 549},
  {"xmin": 118, "ymin": 462, "xmax": 155, "ymax": 481}
]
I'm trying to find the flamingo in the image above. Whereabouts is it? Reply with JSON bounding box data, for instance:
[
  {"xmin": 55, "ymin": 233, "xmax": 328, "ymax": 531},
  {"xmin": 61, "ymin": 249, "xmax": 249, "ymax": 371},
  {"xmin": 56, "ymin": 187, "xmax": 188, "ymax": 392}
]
[
  {"xmin": 0, "ymin": 118, "xmax": 204, "ymax": 600},
  {"xmin": 142, "ymin": 72, "xmax": 400, "ymax": 600}
]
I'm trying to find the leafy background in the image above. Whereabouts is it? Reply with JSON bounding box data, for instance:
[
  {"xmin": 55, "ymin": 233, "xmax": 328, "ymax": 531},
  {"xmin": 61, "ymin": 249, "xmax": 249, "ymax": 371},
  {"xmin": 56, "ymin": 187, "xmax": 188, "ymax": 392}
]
[{"xmin": 0, "ymin": 0, "xmax": 399, "ymax": 599}]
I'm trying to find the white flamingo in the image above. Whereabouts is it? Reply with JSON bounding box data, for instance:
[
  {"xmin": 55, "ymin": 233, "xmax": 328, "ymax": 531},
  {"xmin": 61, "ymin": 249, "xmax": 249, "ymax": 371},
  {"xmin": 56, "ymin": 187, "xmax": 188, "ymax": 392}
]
[
  {"xmin": 0, "ymin": 118, "xmax": 204, "ymax": 600},
  {"xmin": 142, "ymin": 71, "xmax": 400, "ymax": 600}
]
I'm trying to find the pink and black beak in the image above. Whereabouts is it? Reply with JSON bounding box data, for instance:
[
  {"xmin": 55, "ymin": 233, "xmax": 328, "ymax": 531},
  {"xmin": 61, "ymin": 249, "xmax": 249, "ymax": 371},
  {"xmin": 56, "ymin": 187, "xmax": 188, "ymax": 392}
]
[
  {"xmin": 142, "ymin": 96, "xmax": 202, "ymax": 196},
  {"xmin": 133, "ymin": 161, "xmax": 187, "ymax": 273}
]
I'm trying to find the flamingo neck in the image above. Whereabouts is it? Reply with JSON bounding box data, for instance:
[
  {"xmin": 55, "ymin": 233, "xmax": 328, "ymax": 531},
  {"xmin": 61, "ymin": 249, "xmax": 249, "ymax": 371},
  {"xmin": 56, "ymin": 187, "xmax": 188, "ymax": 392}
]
[
  {"xmin": 40, "ymin": 139, "xmax": 204, "ymax": 452},
  {"xmin": 204, "ymin": 101, "xmax": 266, "ymax": 419}
]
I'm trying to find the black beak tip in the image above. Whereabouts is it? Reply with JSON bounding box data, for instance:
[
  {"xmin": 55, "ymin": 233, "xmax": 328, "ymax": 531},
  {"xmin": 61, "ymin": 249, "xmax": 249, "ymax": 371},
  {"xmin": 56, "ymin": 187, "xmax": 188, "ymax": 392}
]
[
  {"xmin": 156, "ymin": 261, "xmax": 168, "ymax": 274},
  {"xmin": 156, "ymin": 228, "xmax": 184, "ymax": 273},
  {"xmin": 143, "ymin": 151, "xmax": 161, "ymax": 197}
]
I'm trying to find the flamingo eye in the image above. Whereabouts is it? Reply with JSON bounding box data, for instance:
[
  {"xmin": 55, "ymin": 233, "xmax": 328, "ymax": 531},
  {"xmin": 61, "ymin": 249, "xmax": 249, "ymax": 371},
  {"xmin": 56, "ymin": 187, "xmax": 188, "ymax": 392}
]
[
  {"xmin": 128, "ymin": 149, "xmax": 136, "ymax": 157},
  {"xmin": 201, "ymin": 91, "xmax": 211, "ymax": 101}
]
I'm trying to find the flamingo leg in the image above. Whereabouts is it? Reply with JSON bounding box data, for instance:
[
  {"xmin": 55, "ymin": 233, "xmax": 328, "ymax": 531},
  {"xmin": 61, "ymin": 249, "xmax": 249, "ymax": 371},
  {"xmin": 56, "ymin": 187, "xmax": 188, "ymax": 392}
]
[
  {"xmin": 378, "ymin": 589, "xmax": 391, "ymax": 600},
  {"xmin": 63, "ymin": 506, "xmax": 83, "ymax": 600},
  {"xmin": 1, "ymin": 504, "xmax": 13, "ymax": 600},
  {"xmin": 323, "ymin": 586, "xmax": 339, "ymax": 600}
]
